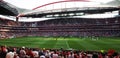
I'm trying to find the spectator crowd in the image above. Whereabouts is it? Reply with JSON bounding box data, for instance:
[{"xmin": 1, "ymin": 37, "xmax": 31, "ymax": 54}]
[{"xmin": 0, "ymin": 45, "xmax": 120, "ymax": 58}]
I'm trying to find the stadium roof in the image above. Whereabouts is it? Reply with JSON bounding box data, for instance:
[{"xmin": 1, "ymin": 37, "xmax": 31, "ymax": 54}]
[
  {"xmin": 17, "ymin": 0, "xmax": 119, "ymax": 17},
  {"xmin": 106, "ymin": 0, "xmax": 120, "ymax": 6},
  {"xmin": 3, "ymin": 0, "xmax": 120, "ymax": 9},
  {"xmin": 0, "ymin": 0, "xmax": 120, "ymax": 16},
  {"xmin": 0, "ymin": 0, "xmax": 30, "ymax": 16},
  {"xmin": 0, "ymin": 0, "xmax": 120, "ymax": 22}
]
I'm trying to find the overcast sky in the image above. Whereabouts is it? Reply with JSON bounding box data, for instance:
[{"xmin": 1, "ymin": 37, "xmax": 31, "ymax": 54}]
[{"xmin": 4, "ymin": 0, "xmax": 113, "ymax": 9}]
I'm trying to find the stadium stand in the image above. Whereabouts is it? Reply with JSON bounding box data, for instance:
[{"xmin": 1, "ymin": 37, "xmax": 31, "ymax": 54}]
[
  {"xmin": 0, "ymin": 45, "xmax": 120, "ymax": 58},
  {"xmin": 0, "ymin": 0, "xmax": 120, "ymax": 38},
  {"xmin": 0, "ymin": 17, "xmax": 120, "ymax": 39}
]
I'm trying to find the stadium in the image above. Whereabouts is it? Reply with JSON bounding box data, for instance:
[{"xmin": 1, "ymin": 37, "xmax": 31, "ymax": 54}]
[{"xmin": 0, "ymin": 0, "xmax": 120, "ymax": 58}]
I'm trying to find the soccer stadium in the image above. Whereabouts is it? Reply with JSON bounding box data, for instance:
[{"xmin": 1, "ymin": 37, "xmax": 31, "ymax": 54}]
[{"xmin": 0, "ymin": 0, "xmax": 120, "ymax": 58}]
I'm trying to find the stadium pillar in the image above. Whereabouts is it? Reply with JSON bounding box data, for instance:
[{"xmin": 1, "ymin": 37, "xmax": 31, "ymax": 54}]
[
  {"xmin": 119, "ymin": 10, "xmax": 120, "ymax": 15},
  {"xmin": 16, "ymin": 17, "xmax": 19, "ymax": 25}
]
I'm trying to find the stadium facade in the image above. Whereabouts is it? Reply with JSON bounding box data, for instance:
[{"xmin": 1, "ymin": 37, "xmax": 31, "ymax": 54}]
[{"xmin": 0, "ymin": 0, "xmax": 120, "ymax": 39}]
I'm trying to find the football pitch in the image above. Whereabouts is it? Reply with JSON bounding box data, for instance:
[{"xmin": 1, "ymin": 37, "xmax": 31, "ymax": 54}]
[{"xmin": 0, "ymin": 36, "xmax": 120, "ymax": 52}]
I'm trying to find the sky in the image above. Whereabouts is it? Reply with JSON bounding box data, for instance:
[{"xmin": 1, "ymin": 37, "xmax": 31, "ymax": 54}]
[{"xmin": 4, "ymin": 0, "xmax": 113, "ymax": 9}]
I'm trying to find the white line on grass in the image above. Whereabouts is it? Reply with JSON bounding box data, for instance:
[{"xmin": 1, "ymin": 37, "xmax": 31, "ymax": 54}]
[{"xmin": 65, "ymin": 39, "xmax": 70, "ymax": 49}]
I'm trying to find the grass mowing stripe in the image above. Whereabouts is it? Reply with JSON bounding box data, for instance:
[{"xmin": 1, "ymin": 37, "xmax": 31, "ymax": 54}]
[
  {"xmin": 71, "ymin": 38, "xmax": 100, "ymax": 51},
  {"xmin": 79, "ymin": 38, "xmax": 120, "ymax": 51},
  {"xmin": 97, "ymin": 39, "xmax": 120, "ymax": 50},
  {"xmin": 54, "ymin": 39, "xmax": 67, "ymax": 49},
  {"xmin": 39, "ymin": 39, "xmax": 56, "ymax": 48},
  {"xmin": 65, "ymin": 39, "xmax": 70, "ymax": 49},
  {"xmin": 53, "ymin": 37, "xmax": 70, "ymax": 49},
  {"xmin": 0, "ymin": 36, "xmax": 120, "ymax": 52},
  {"xmin": 67, "ymin": 38, "xmax": 85, "ymax": 50}
]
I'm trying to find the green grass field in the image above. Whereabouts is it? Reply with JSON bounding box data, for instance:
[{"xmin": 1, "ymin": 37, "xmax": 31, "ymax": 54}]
[{"xmin": 0, "ymin": 36, "xmax": 120, "ymax": 52}]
